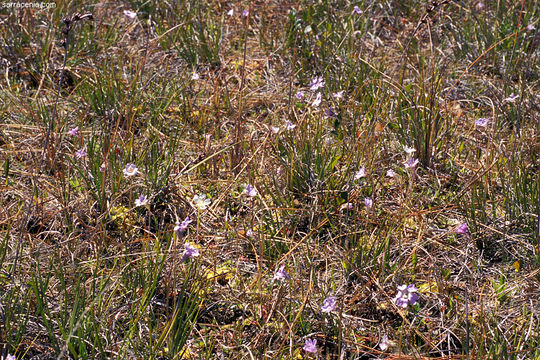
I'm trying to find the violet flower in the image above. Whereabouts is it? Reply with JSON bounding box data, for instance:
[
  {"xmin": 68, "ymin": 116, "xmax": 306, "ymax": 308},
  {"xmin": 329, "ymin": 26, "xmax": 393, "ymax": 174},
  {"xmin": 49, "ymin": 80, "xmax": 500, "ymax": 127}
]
[
  {"xmin": 364, "ymin": 198, "xmax": 373, "ymax": 210},
  {"xmin": 475, "ymin": 118, "xmax": 489, "ymax": 127},
  {"xmin": 404, "ymin": 158, "xmax": 419, "ymax": 169},
  {"xmin": 352, "ymin": 6, "xmax": 363, "ymax": 15},
  {"xmin": 123, "ymin": 163, "xmax": 138, "ymax": 176},
  {"xmin": 312, "ymin": 92, "xmax": 322, "ymax": 107},
  {"xmin": 135, "ymin": 195, "xmax": 148, "ymax": 207},
  {"xmin": 309, "ymin": 77, "xmax": 325, "ymax": 91},
  {"xmin": 180, "ymin": 243, "xmax": 200, "ymax": 262},
  {"xmin": 456, "ymin": 222, "xmax": 469, "ymax": 235},
  {"xmin": 243, "ymin": 184, "xmax": 257, "ymax": 197},
  {"xmin": 285, "ymin": 121, "xmax": 296, "ymax": 131},
  {"xmin": 393, "ymin": 284, "xmax": 419, "ymax": 309},
  {"xmin": 321, "ymin": 296, "xmax": 337, "ymax": 313},
  {"xmin": 273, "ymin": 264, "xmax": 290, "ymax": 281},
  {"xmin": 75, "ymin": 148, "xmax": 87, "ymax": 159},
  {"xmin": 303, "ymin": 338, "xmax": 317, "ymax": 353},
  {"xmin": 354, "ymin": 166, "xmax": 366, "ymax": 180},
  {"xmin": 324, "ymin": 107, "xmax": 337, "ymax": 118}
]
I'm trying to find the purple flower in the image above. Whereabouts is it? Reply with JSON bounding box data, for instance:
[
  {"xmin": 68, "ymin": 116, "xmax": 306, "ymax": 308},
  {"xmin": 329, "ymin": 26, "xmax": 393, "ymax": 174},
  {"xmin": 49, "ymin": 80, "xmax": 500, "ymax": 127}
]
[
  {"xmin": 67, "ymin": 127, "xmax": 79, "ymax": 136},
  {"xmin": 303, "ymin": 338, "xmax": 317, "ymax": 353},
  {"xmin": 354, "ymin": 166, "xmax": 366, "ymax": 180},
  {"xmin": 311, "ymin": 92, "xmax": 322, "ymax": 107},
  {"xmin": 309, "ymin": 76, "xmax": 325, "ymax": 91},
  {"xmin": 332, "ymin": 90, "xmax": 344, "ymax": 99},
  {"xmin": 244, "ymin": 184, "xmax": 257, "ymax": 197},
  {"xmin": 393, "ymin": 284, "xmax": 419, "ymax": 309},
  {"xmin": 246, "ymin": 228, "xmax": 254, "ymax": 237},
  {"xmin": 386, "ymin": 169, "xmax": 396, "ymax": 178},
  {"xmin": 379, "ymin": 335, "xmax": 390, "ymax": 351},
  {"xmin": 174, "ymin": 217, "xmax": 192, "ymax": 236},
  {"xmin": 321, "ymin": 296, "xmax": 337, "ymax": 313},
  {"xmin": 273, "ymin": 264, "xmax": 290, "ymax": 281},
  {"xmin": 456, "ymin": 222, "xmax": 469, "ymax": 235},
  {"xmin": 475, "ymin": 118, "xmax": 489, "ymax": 127},
  {"xmin": 404, "ymin": 158, "xmax": 419, "ymax": 169},
  {"xmin": 504, "ymin": 93, "xmax": 518, "ymax": 103},
  {"xmin": 295, "ymin": 91, "xmax": 305, "ymax": 101},
  {"xmin": 285, "ymin": 120, "xmax": 296, "ymax": 131},
  {"xmin": 527, "ymin": 24, "xmax": 535, "ymax": 31},
  {"xmin": 403, "ymin": 146, "xmax": 416, "ymax": 155},
  {"xmin": 271, "ymin": 126, "xmax": 280, "ymax": 134},
  {"xmin": 180, "ymin": 242, "xmax": 200, "ymax": 262},
  {"xmin": 242, "ymin": 9, "xmax": 249, "ymax": 17},
  {"xmin": 135, "ymin": 194, "xmax": 148, "ymax": 207},
  {"xmin": 123, "ymin": 163, "xmax": 138, "ymax": 176},
  {"xmin": 352, "ymin": 6, "xmax": 363, "ymax": 15},
  {"xmin": 123, "ymin": 10, "xmax": 137, "ymax": 19},
  {"xmin": 364, "ymin": 198, "xmax": 373, "ymax": 210},
  {"xmin": 75, "ymin": 148, "xmax": 87, "ymax": 159},
  {"xmin": 5, "ymin": 354, "xmax": 16, "ymax": 360},
  {"xmin": 324, "ymin": 107, "xmax": 337, "ymax": 118}
]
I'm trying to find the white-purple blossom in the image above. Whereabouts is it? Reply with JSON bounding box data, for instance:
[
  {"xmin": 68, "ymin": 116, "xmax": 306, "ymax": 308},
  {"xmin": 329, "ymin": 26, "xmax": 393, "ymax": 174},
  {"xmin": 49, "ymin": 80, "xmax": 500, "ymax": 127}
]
[
  {"xmin": 354, "ymin": 166, "xmax": 366, "ymax": 180},
  {"xmin": 273, "ymin": 264, "xmax": 290, "ymax": 281},
  {"xmin": 332, "ymin": 90, "xmax": 344, "ymax": 99},
  {"xmin": 309, "ymin": 77, "xmax": 325, "ymax": 91},
  {"xmin": 393, "ymin": 284, "xmax": 419, "ymax": 309},
  {"xmin": 68, "ymin": 127, "xmax": 79, "ymax": 136},
  {"xmin": 193, "ymin": 194, "xmax": 211, "ymax": 210},
  {"xmin": 312, "ymin": 92, "xmax": 322, "ymax": 107},
  {"xmin": 321, "ymin": 296, "xmax": 337, "ymax": 313},
  {"xmin": 403, "ymin": 146, "xmax": 416, "ymax": 155},
  {"xmin": 404, "ymin": 158, "xmax": 419, "ymax": 169},
  {"xmin": 504, "ymin": 93, "xmax": 518, "ymax": 103},
  {"xmin": 379, "ymin": 335, "xmax": 390, "ymax": 351},
  {"xmin": 364, "ymin": 198, "xmax": 373, "ymax": 210},
  {"xmin": 174, "ymin": 217, "xmax": 192, "ymax": 236},
  {"xmin": 75, "ymin": 148, "xmax": 87, "ymax": 159},
  {"xmin": 456, "ymin": 222, "xmax": 469, "ymax": 235},
  {"xmin": 386, "ymin": 169, "xmax": 397, "ymax": 178},
  {"xmin": 243, "ymin": 184, "xmax": 257, "ymax": 197},
  {"xmin": 352, "ymin": 6, "xmax": 363, "ymax": 15},
  {"xmin": 285, "ymin": 120, "xmax": 296, "ymax": 131},
  {"xmin": 303, "ymin": 338, "xmax": 317, "ymax": 353},
  {"xmin": 123, "ymin": 163, "xmax": 138, "ymax": 176},
  {"xmin": 324, "ymin": 107, "xmax": 337, "ymax": 118},
  {"xmin": 123, "ymin": 10, "xmax": 137, "ymax": 19},
  {"xmin": 475, "ymin": 118, "xmax": 489, "ymax": 127},
  {"xmin": 135, "ymin": 194, "xmax": 148, "ymax": 207},
  {"xmin": 180, "ymin": 242, "xmax": 200, "ymax": 262}
]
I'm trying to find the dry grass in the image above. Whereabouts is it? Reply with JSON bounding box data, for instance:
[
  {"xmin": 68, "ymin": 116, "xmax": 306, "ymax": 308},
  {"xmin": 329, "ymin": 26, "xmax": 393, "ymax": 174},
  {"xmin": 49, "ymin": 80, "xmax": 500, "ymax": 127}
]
[{"xmin": 0, "ymin": 0, "xmax": 539, "ymax": 359}]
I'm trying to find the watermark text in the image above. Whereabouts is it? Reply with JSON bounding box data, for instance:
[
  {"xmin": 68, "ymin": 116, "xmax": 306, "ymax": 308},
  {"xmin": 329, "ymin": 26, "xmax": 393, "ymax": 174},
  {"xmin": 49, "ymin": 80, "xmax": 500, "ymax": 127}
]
[{"xmin": 1, "ymin": 2, "xmax": 56, "ymax": 9}]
